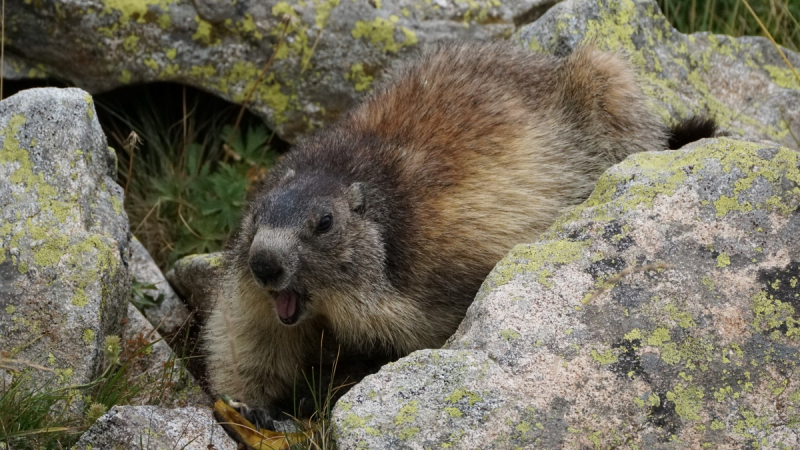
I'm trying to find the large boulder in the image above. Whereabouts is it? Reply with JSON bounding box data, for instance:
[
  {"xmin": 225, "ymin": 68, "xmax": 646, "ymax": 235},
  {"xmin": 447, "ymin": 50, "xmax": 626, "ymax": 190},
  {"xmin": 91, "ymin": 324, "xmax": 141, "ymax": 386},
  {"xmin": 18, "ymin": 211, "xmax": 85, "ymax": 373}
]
[
  {"xmin": 334, "ymin": 137, "xmax": 800, "ymax": 448},
  {"xmin": 73, "ymin": 405, "xmax": 236, "ymax": 449},
  {"xmin": 516, "ymin": 0, "xmax": 800, "ymax": 150},
  {"xmin": 4, "ymin": 0, "xmax": 556, "ymax": 142},
  {"xmin": 0, "ymin": 88, "xmax": 130, "ymax": 405}
]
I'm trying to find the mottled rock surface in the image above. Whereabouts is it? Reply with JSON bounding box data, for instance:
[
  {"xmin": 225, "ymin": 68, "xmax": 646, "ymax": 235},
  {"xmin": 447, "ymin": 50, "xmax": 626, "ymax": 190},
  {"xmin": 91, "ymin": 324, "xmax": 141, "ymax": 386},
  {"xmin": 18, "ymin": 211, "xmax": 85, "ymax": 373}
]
[
  {"xmin": 334, "ymin": 138, "xmax": 800, "ymax": 448},
  {"xmin": 122, "ymin": 303, "xmax": 208, "ymax": 408},
  {"xmin": 516, "ymin": 0, "xmax": 800, "ymax": 150},
  {"xmin": 0, "ymin": 88, "xmax": 130, "ymax": 400},
  {"xmin": 5, "ymin": 0, "xmax": 555, "ymax": 141},
  {"xmin": 167, "ymin": 252, "xmax": 223, "ymax": 320},
  {"xmin": 130, "ymin": 236, "xmax": 192, "ymax": 336},
  {"xmin": 73, "ymin": 405, "xmax": 236, "ymax": 449}
]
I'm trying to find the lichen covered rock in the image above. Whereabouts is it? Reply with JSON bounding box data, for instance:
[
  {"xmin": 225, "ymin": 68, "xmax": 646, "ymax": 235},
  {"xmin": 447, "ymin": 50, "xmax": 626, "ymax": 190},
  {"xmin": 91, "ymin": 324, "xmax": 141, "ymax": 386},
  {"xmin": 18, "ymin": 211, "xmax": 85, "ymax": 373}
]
[
  {"xmin": 73, "ymin": 405, "xmax": 236, "ymax": 449},
  {"xmin": 122, "ymin": 303, "xmax": 208, "ymax": 408},
  {"xmin": 166, "ymin": 252, "xmax": 223, "ymax": 320},
  {"xmin": 516, "ymin": 0, "xmax": 800, "ymax": 150},
  {"xmin": 5, "ymin": 0, "xmax": 555, "ymax": 142},
  {"xmin": 333, "ymin": 138, "xmax": 800, "ymax": 448},
  {"xmin": 130, "ymin": 237, "xmax": 191, "ymax": 337},
  {"xmin": 0, "ymin": 88, "xmax": 130, "ymax": 407}
]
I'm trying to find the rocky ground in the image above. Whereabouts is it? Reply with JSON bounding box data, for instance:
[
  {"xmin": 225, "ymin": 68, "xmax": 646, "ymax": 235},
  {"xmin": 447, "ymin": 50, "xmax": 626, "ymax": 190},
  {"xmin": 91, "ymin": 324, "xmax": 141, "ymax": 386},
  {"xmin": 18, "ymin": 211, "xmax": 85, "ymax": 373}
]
[{"xmin": 1, "ymin": 0, "xmax": 798, "ymax": 448}]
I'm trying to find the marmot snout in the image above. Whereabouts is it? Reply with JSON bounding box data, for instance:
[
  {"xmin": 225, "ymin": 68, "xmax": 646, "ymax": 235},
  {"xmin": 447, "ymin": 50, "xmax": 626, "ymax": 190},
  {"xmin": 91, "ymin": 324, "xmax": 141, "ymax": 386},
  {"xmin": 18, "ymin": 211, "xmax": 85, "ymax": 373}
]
[{"xmin": 246, "ymin": 177, "xmax": 370, "ymax": 325}]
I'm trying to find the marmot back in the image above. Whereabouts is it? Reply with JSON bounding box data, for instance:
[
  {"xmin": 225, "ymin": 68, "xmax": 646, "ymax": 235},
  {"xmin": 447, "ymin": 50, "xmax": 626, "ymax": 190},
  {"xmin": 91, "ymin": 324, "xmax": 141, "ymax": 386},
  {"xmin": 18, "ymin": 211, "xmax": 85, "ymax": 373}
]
[{"xmin": 204, "ymin": 42, "xmax": 709, "ymax": 418}]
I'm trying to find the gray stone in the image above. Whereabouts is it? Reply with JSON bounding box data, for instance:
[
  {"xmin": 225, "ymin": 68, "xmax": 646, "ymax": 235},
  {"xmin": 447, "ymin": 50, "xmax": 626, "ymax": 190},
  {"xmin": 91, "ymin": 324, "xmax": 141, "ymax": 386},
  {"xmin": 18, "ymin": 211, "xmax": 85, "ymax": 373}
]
[
  {"xmin": 515, "ymin": 0, "xmax": 800, "ymax": 150},
  {"xmin": 0, "ymin": 88, "xmax": 130, "ymax": 408},
  {"xmin": 5, "ymin": 0, "xmax": 555, "ymax": 142},
  {"xmin": 73, "ymin": 405, "xmax": 237, "ymax": 449},
  {"xmin": 166, "ymin": 252, "xmax": 223, "ymax": 320},
  {"xmin": 333, "ymin": 138, "xmax": 800, "ymax": 448},
  {"xmin": 130, "ymin": 236, "xmax": 192, "ymax": 337},
  {"xmin": 122, "ymin": 303, "xmax": 209, "ymax": 408}
]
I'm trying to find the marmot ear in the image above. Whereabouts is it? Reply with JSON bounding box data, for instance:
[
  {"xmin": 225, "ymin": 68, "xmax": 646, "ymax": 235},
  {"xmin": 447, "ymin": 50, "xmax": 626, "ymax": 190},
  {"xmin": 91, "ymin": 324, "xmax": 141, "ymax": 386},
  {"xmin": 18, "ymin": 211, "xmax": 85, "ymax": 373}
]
[{"xmin": 348, "ymin": 182, "xmax": 366, "ymax": 215}]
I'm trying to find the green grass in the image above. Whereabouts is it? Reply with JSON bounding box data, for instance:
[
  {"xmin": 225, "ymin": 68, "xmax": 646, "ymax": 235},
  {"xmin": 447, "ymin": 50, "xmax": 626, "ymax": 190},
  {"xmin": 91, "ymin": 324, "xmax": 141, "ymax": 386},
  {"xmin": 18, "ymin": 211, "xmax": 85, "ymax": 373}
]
[
  {"xmin": 659, "ymin": 0, "xmax": 800, "ymax": 51},
  {"xmin": 0, "ymin": 333, "xmax": 195, "ymax": 448},
  {"xmin": 95, "ymin": 84, "xmax": 283, "ymax": 269}
]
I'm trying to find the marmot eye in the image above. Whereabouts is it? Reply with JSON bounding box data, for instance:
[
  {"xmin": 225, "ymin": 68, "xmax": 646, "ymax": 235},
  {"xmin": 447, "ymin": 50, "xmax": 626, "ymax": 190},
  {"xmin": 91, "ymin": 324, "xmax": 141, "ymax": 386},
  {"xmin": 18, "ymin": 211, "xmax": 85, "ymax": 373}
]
[{"xmin": 316, "ymin": 214, "xmax": 333, "ymax": 234}]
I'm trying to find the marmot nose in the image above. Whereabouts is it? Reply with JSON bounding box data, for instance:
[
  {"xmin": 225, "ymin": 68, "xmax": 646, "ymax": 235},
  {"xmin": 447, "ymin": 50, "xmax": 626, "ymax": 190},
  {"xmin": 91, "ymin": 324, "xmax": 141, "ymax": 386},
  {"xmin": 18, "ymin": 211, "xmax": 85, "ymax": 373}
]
[{"xmin": 249, "ymin": 254, "xmax": 284, "ymax": 287}]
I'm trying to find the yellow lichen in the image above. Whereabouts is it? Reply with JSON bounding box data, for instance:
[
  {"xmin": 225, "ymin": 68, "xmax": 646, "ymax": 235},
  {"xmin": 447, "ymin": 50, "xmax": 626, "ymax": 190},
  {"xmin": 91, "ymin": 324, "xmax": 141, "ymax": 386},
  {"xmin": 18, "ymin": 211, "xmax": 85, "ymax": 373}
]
[
  {"xmin": 346, "ymin": 63, "xmax": 374, "ymax": 92},
  {"xmin": 352, "ymin": 17, "xmax": 417, "ymax": 53},
  {"xmin": 82, "ymin": 329, "xmax": 96, "ymax": 345}
]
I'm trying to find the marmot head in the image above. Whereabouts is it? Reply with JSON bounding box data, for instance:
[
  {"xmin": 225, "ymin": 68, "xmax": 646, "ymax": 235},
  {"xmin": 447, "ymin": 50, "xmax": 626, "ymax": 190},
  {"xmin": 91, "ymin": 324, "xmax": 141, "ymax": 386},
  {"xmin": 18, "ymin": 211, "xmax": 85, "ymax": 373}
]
[{"xmin": 239, "ymin": 169, "xmax": 383, "ymax": 326}]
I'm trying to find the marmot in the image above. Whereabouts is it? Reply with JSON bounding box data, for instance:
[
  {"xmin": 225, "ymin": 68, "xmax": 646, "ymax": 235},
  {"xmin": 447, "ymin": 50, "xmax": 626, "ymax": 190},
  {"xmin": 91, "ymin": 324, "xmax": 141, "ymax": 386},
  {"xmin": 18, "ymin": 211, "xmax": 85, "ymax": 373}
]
[{"xmin": 204, "ymin": 41, "xmax": 714, "ymax": 422}]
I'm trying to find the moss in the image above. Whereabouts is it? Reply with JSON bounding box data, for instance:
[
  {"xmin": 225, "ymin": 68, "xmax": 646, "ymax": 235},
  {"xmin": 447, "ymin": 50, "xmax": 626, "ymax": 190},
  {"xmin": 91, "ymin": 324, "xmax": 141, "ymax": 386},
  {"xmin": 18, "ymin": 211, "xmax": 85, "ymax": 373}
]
[
  {"xmin": 444, "ymin": 407, "xmax": 463, "ymax": 418},
  {"xmin": 82, "ymin": 329, "xmax": 96, "ymax": 345},
  {"xmin": 752, "ymin": 290, "xmax": 798, "ymax": 337},
  {"xmin": 666, "ymin": 384, "xmax": 704, "ymax": 421},
  {"xmin": 189, "ymin": 64, "xmax": 216, "ymax": 79},
  {"xmin": 624, "ymin": 328, "xmax": 643, "ymax": 341},
  {"xmin": 346, "ymin": 63, "xmax": 374, "ymax": 92},
  {"xmin": 272, "ymin": 1, "xmax": 298, "ymax": 18},
  {"xmin": 314, "ymin": 0, "xmax": 340, "ymax": 30},
  {"xmin": 122, "ymin": 35, "xmax": 139, "ymax": 53},
  {"xmin": 713, "ymin": 195, "xmax": 751, "ymax": 217},
  {"xmin": 394, "ymin": 400, "xmax": 419, "ymax": 425},
  {"xmin": 207, "ymin": 254, "xmax": 223, "ymax": 267},
  {"xmin": 192, "ymin": 16, "xmax": 220, "ymax": 46},
  {"xmin": 352, "ymin": 17, "xmax": 417, "ymax": 53},
  {"xmin": 445, "ymin": 388, "xmax": 481, "ymax": 406},
  {"xmin": 664, "ymin": 303, "xmax": 696, "ymax": 329},
  {"xmin": 238, "ymin": 14, "xmax": 263, "ymax": 40},
  {"xmin": 83, "ymin": 94, "xmax": 96, "ymax": 121},
  {"xmin": 763, "ymin": 65, "xmax": 800, "ymax": 90},
  {"xmin": 217, "ymin": 62, "xmax": 291, "ymax": 124},
  {"xmin": 647, "ymin": 327, "xmax": 671, "ymax": 346},
  {"xmin": 101, "ymin": 0, "xmax": 177, "ymax": 24},
  {"xmin": 591, "ymin": 348, "xmax": 619, "ymax": 365},
  {"xmin": 111, "ymin": 195, "xmax": 122, "ymax": 214},
  {"xmin": 157, "ymin": 13, "xmax": 171, "ymax": 29},
  {"xmin": 342, "ymin": 413, "xmax": 373, "ymax": 429},
  {"xmin": 72, "ymin": 289, "xmax": 90, "ymax": 308},
  {"xmin": 144, "ymin": 57, "xmax": 159, "ymax": 71},
  {"xmin": 500, "ymin": 329, "xmax": 520, "ymax": 341},
  {"xmin": 33, "ymin": 235, "xmax": 69, "ymax": 267},
  {"xmin": 397, "ymin": 427, "xmax": 420, "ymax": 440},
  {"xmin": 515, "ymin": 421, "xmax": 532, "ymax": 433},
  {"xmin": 491, "ymin": 240, "xmax": 589, "ymax": 287}
]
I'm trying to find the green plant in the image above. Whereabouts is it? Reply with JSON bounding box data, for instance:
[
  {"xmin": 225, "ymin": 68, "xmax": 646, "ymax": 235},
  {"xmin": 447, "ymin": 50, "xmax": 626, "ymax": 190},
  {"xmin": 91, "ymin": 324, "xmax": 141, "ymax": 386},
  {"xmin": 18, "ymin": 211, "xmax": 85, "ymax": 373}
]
[
  {"xmin": 0, "ymin": 369, "xmax": 79, "ymax": 449},
  {"xmin": 96, "ymin": 85, "xmax": 281, "ymax": 269},
  {"xmin": 130, "ymin": 278, "xmax": 165, "ymax": 311},
  {"xmin": 0, "ymin": 332, "xmax": 196, "ymax": 448},
  {"xmin": 659, "ymin": 0, "xmax": 799, "ymax": 51}
]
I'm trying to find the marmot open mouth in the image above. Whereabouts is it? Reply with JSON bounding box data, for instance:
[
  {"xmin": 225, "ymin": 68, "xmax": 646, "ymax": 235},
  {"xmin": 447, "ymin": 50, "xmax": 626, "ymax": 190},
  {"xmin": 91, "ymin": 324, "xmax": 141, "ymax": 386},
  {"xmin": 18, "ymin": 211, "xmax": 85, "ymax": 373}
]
[{"xmin": 275, "ymin": 290, "xmax": 302, "ymax": 325}]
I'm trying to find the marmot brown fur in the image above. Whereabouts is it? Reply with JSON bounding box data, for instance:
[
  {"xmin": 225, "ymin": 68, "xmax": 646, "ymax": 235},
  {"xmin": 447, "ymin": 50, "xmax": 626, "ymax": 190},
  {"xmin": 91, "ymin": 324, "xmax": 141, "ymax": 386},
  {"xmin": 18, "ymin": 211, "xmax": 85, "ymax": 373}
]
[{"xmin": 204, "ymin": 41, "xmax": 713, "ymax": 419}]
